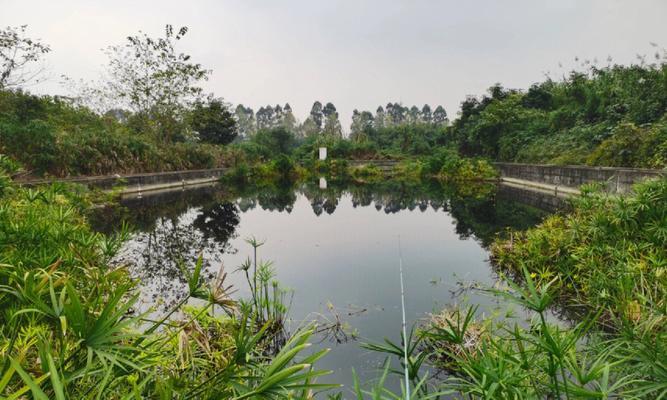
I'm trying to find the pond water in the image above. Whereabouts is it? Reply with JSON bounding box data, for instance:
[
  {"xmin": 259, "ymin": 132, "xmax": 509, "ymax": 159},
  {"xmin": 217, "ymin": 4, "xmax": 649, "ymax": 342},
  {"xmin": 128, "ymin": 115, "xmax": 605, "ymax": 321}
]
[{"xmin": 92, "ymin": 179, "xmax": 561, "ymax": 394}]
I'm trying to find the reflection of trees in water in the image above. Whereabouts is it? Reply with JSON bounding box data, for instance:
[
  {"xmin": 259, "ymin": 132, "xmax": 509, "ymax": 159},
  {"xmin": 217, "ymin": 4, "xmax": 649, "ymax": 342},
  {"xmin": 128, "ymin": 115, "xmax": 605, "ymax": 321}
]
[
  {"xmin": 301, "ymin": 185, "xmax": 345, "ymax": 216},
  {"xmin": 103, "ymin": 179, "xmax": 552, "ymax": 312},
  {"xmin": 231, "ymin": 183, "xmax": 297, "ymax": 213},
  {"xmin": 112, "ymin": 201, "xmax": 241, "ymax": 312},
  {"xmin": 256, "ymin": 186, "xmax": 296, "ymax": 213},
  {"xmin": 300, "ymin": 180, "xmax": 547, "ymax": 247},
  {"xmin": 225, "ymin": 179, "xmax": 548, "ymax": 248},
  {"xmin": 448, "ymin": 192, "xmax": 547, "ymax": 247},
  {"xmin": 193, "ymin": 203, "xmax": 241, "ymax": 243},
  {"xmin": 346, "ymin": 180, "xmax": 448, "ymax": 215}
]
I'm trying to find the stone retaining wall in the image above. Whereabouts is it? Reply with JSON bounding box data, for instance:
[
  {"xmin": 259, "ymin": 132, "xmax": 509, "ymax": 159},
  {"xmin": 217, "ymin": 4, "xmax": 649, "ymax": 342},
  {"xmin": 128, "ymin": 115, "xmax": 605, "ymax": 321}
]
[
  {"xmin": 493, "ymin": 162, "xmax": 664, "ymax": 193},
  {"xmin": 20, "ymin": 168, "xmax": 227, "ymax": 192}
]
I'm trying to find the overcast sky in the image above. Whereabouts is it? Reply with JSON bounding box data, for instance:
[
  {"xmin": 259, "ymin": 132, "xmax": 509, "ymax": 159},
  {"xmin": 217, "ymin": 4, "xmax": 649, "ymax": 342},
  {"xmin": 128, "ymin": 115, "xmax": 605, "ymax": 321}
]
[{"xmin": 3, "ymin": 0, "xmax": 667, "ymax": 128}]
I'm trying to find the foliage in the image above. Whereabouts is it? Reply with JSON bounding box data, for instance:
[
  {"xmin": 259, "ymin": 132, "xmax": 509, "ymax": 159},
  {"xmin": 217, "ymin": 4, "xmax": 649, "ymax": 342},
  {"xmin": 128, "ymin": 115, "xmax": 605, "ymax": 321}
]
[
  {"xmin": 586, "ymin": 120, "xmax": 667, "ymax": 168},
  {"xmin": 450, "ymin": 62, "xmax": 667, "ymax": 167},
  {"xmin": 66, "ymin": 25, "xmax": 209, "ymax": 143},
  {"xmin": 358, "ymin": 264, "xmax": 665, "ymax": 399},
  {"xmin": 270, "ymin": 154, "xmax": 297, "ymax": 181},
  {"xmin": 417, "ymin": 148, "xmax": 498, "ymax": 182},
  {"xmin": 238, "ymin": 127, "xmax": 298, "ymax": 161},
  {"xmin": 0, "ymin": 175, "xmax": 335, "ymax": 398},
  {"xmin": 187, "ymin": 98, "xmax": 238, "ymax": 145},
  {"xmin": 0, "ymin": 25, "xmax": 51, "ymax": 89},
  {"xmin": 419, "ymin": 268, "xmax": 664, "ymax": 399},
  {"xmin": 491, "ymin": 178, "xmax": 667, "ymax": 327},
  {"xmin": 0, "ymin": 89, "xmax": 232, "ymax": 176},
  {"xmin": 349, "ymin": 164, "xmax": 384, "ymax": 183}
]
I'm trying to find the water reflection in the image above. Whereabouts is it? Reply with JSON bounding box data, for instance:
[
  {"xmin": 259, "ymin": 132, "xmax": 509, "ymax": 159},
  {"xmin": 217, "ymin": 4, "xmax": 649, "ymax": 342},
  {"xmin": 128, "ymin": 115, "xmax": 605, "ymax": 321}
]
[
  {"xmin": 193, "ymin": 202, "xmax": 240, "ymax": 243},
  {"xmin": 91, "ymin": 179, "xmax": 564, "ymax": 389},
  {"xmin": 92, "ymin": 180, "xmax": 559, "ymax": 311}
]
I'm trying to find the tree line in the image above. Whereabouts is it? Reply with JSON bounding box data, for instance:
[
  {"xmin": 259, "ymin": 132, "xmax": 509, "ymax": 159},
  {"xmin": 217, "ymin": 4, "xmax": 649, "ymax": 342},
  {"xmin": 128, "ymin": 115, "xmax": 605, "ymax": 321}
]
[
  {"xmin": 234, "ymin": 101, "xmax": 449, "ymax": 139},
  {"xmin": 2, "ymin": 23, "xmax": 666, "ymax": 173}
]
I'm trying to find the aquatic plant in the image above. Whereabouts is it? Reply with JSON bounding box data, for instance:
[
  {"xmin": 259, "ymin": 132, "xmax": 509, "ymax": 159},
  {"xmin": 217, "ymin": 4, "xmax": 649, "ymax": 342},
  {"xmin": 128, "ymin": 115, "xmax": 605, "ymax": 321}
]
[{"xmin": 360, "ymin": 266, "xmax": 661, "ymax": 399}]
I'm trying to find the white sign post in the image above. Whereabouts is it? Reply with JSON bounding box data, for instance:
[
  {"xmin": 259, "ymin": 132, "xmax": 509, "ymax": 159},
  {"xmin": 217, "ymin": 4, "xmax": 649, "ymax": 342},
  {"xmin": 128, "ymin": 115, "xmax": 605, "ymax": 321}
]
[{"xmin": 318, "ymin": 147, "xmax": 327, "ymax": 161}]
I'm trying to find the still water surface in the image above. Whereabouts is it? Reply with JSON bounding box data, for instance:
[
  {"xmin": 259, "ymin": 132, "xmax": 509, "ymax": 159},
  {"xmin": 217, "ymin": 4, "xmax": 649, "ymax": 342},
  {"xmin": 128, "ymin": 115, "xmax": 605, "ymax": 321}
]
[{"xmin": 92, "ymin": 180, "xmax": 558, "ymax": 393}]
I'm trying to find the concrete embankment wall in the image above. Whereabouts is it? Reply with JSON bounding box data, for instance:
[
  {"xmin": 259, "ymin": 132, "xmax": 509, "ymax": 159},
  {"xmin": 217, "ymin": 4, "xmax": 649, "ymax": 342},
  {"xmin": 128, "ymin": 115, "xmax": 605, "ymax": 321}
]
[
  {"xmin": 20, "ymin": 168, "xmax": 227, "ymax": 194},
  {"xmin": 493, "ymin": 162, "xmax": 664, "ymax": 193}
]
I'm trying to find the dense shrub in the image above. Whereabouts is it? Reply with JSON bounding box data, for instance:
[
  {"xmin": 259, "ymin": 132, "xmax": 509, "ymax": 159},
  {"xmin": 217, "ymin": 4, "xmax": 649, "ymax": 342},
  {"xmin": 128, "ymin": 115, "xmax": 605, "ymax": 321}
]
[
  {"xmin": 349, "ymin": 164, "xmax": 383, "ymax": 183},
  {"xmin": 491, "ymin": 178, "xmax": 667, "ymax": 326},
  {"xmin": 270, "ymin": 154, "xmax": 296, "ymax": 180},
  {"xmin": 586, "ymin": 121, "xmax": 667, "ymax": 168},
  {"xmin": 187, "ymin": 99, "xmax": 237, "ymax": 145},
  {"xmin": 0, "ymin": 90, "xmax": 231, "ymax": 177},
  {"xmin": 451, "ymin": 63, "xmax": 667, "ymax": 167}
]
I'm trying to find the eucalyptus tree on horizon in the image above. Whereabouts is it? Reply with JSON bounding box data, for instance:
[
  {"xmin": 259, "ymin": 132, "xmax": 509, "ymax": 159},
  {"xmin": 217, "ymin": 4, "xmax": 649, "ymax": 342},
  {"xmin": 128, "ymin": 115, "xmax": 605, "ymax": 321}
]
[
  {"xmin": 433, "ymin": 105, "xmax": 448, "ymax": 126},
  {"xmin": 322, "ymin": 102, "xmax": 342, "ymax": 138},
  {"xmin": 235, "ymin": 104, "xmax": 256, "ymax": 138}
]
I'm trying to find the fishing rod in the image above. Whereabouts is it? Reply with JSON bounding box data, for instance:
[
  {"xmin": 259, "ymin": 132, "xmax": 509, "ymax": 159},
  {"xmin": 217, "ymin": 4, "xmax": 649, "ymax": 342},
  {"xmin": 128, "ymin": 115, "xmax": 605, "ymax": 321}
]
[{"xmin": 398, "ymin": 236, "xmax": 411, "ymax": 399}]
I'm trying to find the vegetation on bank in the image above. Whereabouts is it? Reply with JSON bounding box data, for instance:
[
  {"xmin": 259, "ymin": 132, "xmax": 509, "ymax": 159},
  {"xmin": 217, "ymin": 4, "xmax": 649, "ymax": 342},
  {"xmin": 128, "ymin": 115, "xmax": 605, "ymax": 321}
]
[
  {"xmin": 0, "ymin": 90, "xmax": 235, "ymax": 177},
  {"xmin": 1, "ymin": 25, "xmax": 238, "ymax": 178},
  {"xmin": 3, "ymin": 149, "xmax": 666, "ymax": 398},
  {"xmin": 449, "ymin": 60, "xmax": 667, "ymax": 168},
  {"xmin": 492, "ymin": 178, "xmax": 667, "ymax": 328},
  {"xmin": 358, "ymin": 179, "xmax": 666, "ymax": 399},
  {"xmin": 3, "ymin": 24, "xmax": 666, "ymax": 182},
  {"xmin": 0, "ymin": 160, "xmax": 336, "ymax": 398}
]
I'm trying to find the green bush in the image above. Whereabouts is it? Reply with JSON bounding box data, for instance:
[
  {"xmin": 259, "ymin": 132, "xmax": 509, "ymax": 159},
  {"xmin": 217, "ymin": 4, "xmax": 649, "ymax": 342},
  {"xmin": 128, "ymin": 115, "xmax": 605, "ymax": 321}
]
[
  {"xmin": 270, "ymin": 154, "xmax": 296, "ymax": 180},
  {"xmin": 223, "ymin": 162, "xmax": 251, "ymax": 184},
  {"xmin": 349, "ymin": 164, "xmax": 383, "ymax": 183},
  {"xmin": 492, "ymin": 178, "xmax": 667, "ymax": 326},
  {"xmin": 587, "ymin": 121, "xmax": 667, "ymax": 168},
  {"xmin": 0, "ymin": 176, "xmax": 333, "ymax": 398},
  {"xmin": 450, "ymin": 63, "xmax": 667, "ymax": 167},
  {"xmin": 0, "ymin": 90, "xmax": 230, "ymax": 177}
]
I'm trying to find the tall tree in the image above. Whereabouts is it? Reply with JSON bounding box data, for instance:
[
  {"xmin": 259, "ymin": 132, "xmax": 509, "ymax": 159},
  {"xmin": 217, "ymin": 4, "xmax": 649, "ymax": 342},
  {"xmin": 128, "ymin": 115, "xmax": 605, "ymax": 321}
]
[
  {"xmin": 0, "ymin": 25, "xmax": 51, "ymax": 89},
  {"xmin": 350, "ymin": 109, "xmax": 363, "ymax": 139},
  {"xmin": 234, "ymin": 104, "xmax": 256, "ymax": 137},
  {"xmin": 309, "ymin": 101, "xmax": 324, "ymax": 131},
  {"xmin": 409, "ymin": 106, "xmax": 421, "ymax": 124},
  {"xmin": 69, "ymin": 25, "xmax": 210, "ymax": 142},
  {"xmin": 273, "ymin": 104, "xmax": 284, "ymax": 126},
  {"xmin": 360, "ymin": 111, "xmax": 374, "ymax": 131},
  {"xmin": 188, "ymin": 98, "xmax": 237, "ymax": 145},
  {"xmin": 433, "ymin": 105, "xmax": 448, "ymax": 126},
  {"xmin": 256, "ymin": 105, "xmax": 276, "ymax": 129},
  {"xmin": 374, "ymin": 106, "xmax": 386, "ymax": 129},
  {"xmin": 300, "ymin": 117, "xmax": 320, "ymax": 138},
  {"xmin": 281, "ymin": 102, "xmax": 297, "ymax": 131},
  {"xmin": 387, "ymin": 102, "xmax": 407, "ymax": 125},
  {"xmin": 322, "ymin": 102, "xmax": 342, "ymax": 137},
  {"xmin": 421, "ymin": 104, "xmax": 432, "ymax": 124},
  {"xmin": 350, "ymin": 109, "xmax": 374, "ymax": 141}
]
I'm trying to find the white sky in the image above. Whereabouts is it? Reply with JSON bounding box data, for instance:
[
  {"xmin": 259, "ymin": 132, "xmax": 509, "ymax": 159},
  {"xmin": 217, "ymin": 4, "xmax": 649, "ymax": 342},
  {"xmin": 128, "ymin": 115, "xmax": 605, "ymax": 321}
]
[{"xmin": 3, "ymin": 0, "xmax": 667, "ymax": 129}]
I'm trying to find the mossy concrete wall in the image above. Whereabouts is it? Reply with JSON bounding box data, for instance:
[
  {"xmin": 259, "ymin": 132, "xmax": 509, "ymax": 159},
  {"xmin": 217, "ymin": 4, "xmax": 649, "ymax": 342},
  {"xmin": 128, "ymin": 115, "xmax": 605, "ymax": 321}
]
[
  {"xmin": 22, "ymin": 168, "xmax": 227, "ymax": 193},
  {"xmin": 493, "ymin": 163, "xmax": 664, "ymax": 193}
]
